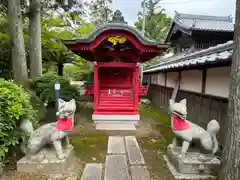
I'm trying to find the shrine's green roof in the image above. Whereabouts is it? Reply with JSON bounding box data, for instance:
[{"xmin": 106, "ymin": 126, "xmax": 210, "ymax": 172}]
[{"xmin": 64, "ymin": 23, "xmax": 168, "ymax": 47}]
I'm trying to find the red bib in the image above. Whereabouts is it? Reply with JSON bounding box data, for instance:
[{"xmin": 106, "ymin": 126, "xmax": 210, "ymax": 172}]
[
  {"xmin": 172, "ymin": 115, "xmax": 190, "ymax": 131},
  {"xmin": 56, "ymin": 117, "xmax": 73, "ymax": 131}
]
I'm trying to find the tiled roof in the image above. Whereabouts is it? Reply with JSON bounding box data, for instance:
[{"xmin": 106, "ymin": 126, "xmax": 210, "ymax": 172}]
[
  {"xmin": 173, "ymin": 12, "xmax": 234, "ymax": 32},
  {"xmin": 143, "ymin": 41, "xmax": 233, "ymax": 73}
]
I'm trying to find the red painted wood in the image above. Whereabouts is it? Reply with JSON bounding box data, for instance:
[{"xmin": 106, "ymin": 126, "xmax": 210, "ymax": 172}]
[
  {"xmin": 134, "ymin": 66, "xmax": 140, "ymax": 110},
  {"xmin": 93, "ymin": 111, "xmax": 138, "ymax": 115},
  {"xmin": 97, "ymin": 106, "xmax": 135, "ymax": 111},
  {"xmin": 64, "ymin": 29, "xmax": 168, "ymax": 63},
  {"xmin": 98, "ymin": 62, "xmax": 136, "ymax": 68},
  {"xmin": 95, "ymin": 51, "xmax": 138, "ymax": 61},
  {"xmin": 93, "ymin": 64, "xmax": 98, "ymax": 110}
]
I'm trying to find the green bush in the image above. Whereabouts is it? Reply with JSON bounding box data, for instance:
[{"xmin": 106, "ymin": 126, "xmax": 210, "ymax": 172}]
[
  {"xmin": 64, "ymin": 64, "xmax": 89, "ymax": 81},
  {"xmin": 0, "ymin": 78, "xmax": 37, "ymax": 163},
  {"xmin": 31, "ymin": 73, "xmax": 79, "ymax": 107}
]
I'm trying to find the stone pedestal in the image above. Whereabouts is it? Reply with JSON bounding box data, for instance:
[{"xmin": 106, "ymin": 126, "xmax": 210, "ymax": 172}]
[
  {"xmin": 17, "ymin": 145, "xmax": 75, "ymax": 174},
  {"xmin": 164, "ymin": 145, "xmax": 220, "ymax": 180}
]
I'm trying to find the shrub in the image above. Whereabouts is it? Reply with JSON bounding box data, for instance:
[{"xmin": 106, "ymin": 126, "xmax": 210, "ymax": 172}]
[
  {"xmin": 0, "ymin": 78, "xmax": 37, "ymax": 163},
  {"xmin": 31, "ymin": 73, "xmax": 79, "ymax": 107},
  {"xmin": 64, "ymin": 64, "xmax": 89, "ymax": 81}
]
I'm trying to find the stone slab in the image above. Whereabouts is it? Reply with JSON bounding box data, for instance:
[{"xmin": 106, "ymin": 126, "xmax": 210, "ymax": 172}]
[
  {"xmin": 104, "ymin": 155, "xmax": 131, "ymax": 180},
  {"xmin": 163, "ymin": 155, "xmax": 216, "ymax": 180},
  {"xmin": 167, "ymin": 146, "xmax": 220, "ymax": 174},
  {"xmin": 17, "ymin": 145, "xmax": 75, "ymax": 173},
  {"xmin": 125, "ymin": 136, "xmax": 145, "ymax": 165},
  {"xmin": 107, "ymin": 136, "xmax": 126, "ymax": 154},
  {"xmin": 96, "ymin": 123, "xmax": 136, "ymax": 131},
  {"xmin": 130, "ymin": 165, "xmax": 151, "ymax": 180},
  {"xmin": 81, "ymin": 163, "xmax": 102, "ymax": 180}
]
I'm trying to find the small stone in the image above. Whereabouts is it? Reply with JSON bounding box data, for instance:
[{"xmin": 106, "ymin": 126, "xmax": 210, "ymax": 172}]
[
  {"xmin": 150, "ymin": 139, "xmax": 156, "ymax": 143},
  {"xmin": 37, "ymin": 164, "xmax": 44, "ymax": 170},
  {"xmin": 42, "ymin": 159, "xmax": 49, "ymax": 163},
  {"xmin": 92, "ymin": 157, "xmax": 96, "ymax": 161},
  {"xmin": 140, "ymin": 99, "xmax": 151, "ymax": 105}
]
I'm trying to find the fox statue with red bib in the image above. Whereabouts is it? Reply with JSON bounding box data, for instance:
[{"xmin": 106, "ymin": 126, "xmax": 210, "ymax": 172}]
[
  {"xmin": 20, "ymin": 99, "xmax": 76, "ymax": 161},
  {"xmin": 169, "ymin": 98, "xmax": 220, "ymax": 158}
]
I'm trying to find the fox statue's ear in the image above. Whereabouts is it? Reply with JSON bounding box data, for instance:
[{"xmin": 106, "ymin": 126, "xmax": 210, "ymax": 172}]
[
  {"xmin": 169, "ymin": 99, "xmax": 174, "ymax": 105},
  {"xmin": 58, "ymin": 99, "xmax": 65, "ymax": 105},
  {"xmin": 69, "ymin": 99, "xmax": 76, "ymax": 105},
  {"xmin": 180, "ymin": 99, "xmax": 187, "ymax": 105}
]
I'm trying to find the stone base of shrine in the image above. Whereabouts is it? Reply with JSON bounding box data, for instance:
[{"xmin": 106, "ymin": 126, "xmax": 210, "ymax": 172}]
[
  {"xmin": 164, "ymin": 145, "xmax": 220, "ymax": 180},
  {"xmin": 17, "ymin": 145, "xmax": 76, "ymax": 174},
  {"xmin": 92, "ymin": 114, "xmax": 140, "ymax": 121}
]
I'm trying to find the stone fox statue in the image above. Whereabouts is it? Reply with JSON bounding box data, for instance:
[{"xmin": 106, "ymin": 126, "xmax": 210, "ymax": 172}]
[
  {"xmin": 169, "ymin": 99, "xmax": 220, "ymax": 158},
  {"xmin": 20, "ymin": 99, "xmax": 76, "ymax": 161}
]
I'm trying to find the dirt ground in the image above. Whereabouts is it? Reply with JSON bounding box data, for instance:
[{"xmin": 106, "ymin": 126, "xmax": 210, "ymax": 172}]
[{"xmin": 2, "ymin": 101, "xmax": 174, "ymax": 180}]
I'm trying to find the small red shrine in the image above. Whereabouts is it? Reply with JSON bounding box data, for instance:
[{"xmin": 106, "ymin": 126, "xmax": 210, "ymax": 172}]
[{"xmin": 64, "ymin": 10, "xmax": 169, "ymax": 121}]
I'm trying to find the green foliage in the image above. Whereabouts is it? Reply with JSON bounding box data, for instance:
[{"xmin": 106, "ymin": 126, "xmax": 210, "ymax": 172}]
[
  {"xmin": 31, "ymin": 73, "xmax": 79, "ymax": 106},
  {"xmin": 0, "ymin": 78, "xmax": 37, "ymax": 163},
  {"xmin": 41, "ymin": 14, "xmax": 94, "ymax": 75},
  {"xmin": 64, "ymin": 64, "xmax": 90, "ymax": 81},
  {"xmin": 135, "ymin": 0, "xmax": 171, "ymax": 41},
  {"xmin": 89, "ymin": 0, "xmax": 113, "ymax": 25}
]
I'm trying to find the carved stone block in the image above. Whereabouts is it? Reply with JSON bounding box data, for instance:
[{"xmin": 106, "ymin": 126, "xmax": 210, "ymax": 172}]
[
  {"xmin": 17, "ymin": 145, "xmax": 75, "ymax": 174},
  {"xmin": 167, "ymin": 146, "xmax": 220, "ymax": 174},
  {"xmin": 164, "ymin": 145, "xmax": 220, "ymax": 180}
]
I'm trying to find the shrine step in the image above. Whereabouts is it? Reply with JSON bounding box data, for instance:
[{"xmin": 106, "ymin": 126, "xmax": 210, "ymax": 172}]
[
  {"xmin": 95, "ymin": 122, "xmax": 136, "ymax": 131},
  {"xmin": 93, "ymin": 111, "xmax": 138, "ymax": 115},
  {"xmin": 97, "ymin": 106, "xmax": 135, "ymax": 111},
  {"xmin": 93, "ymin": 114, "xmax": 140, "ymax": 121},
  {"xmin": 98, "ymin": 103, "xmax": 134, "ymax": 107},
  {"xmin": 98, "ymin": 97, "xmax": 133, "ymax": 101},
  {"xmin": 98, "ymin": 99, "xmax": 133, "ymax": 103}
]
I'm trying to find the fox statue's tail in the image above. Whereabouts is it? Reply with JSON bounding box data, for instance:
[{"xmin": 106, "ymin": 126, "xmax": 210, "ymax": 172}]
[
  {"xmin": 20, "ymin": 119, "xmax": 34, "ymax": 154},
  {"xmin": 20, "ymin": 119, "xmax": 34, "ymax": 133},
  {"xmin": 207, "ymin": 119, "xmax": 220, "ymax": 154}
]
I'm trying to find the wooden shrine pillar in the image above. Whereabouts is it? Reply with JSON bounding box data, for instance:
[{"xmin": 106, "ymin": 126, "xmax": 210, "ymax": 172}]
[
  {"xmin": 93, "ymin": 62, "xmax": 98, "ymax": 111},
  {"xmin": 134, "ymin": 64, "xmax": 140, "ymax": 110}
]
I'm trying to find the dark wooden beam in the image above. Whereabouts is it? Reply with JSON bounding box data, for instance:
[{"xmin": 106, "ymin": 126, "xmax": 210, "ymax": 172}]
[{"xmin": 201, "ymin": 69, "xmax": 207, "ymax": 93}]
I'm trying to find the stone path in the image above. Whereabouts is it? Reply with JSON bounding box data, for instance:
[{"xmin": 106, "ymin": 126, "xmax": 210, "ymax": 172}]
[{"xmin": 80, "ymin": 136, "xmax": 151, "ymax": 180}]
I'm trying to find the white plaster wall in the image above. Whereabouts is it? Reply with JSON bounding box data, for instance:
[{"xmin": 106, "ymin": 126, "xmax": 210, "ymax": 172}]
[
  {"xmin": 157, "ymin": 72, "xmax": 165, "ymax": 86},
  {"xmin": 180, "ymin": 70, "xmax": 202, "ymax": 93},
  {"xmin": 166, "ymin": 72, "xmax": 178, "ymax": 88},
  {"xmin": 205, "ymin": 66, "xmax": 230, "ymax": 98},
  {"xmin": 151, "ymin": 74, "xmax": 154, "ymax": 84},
  {"xmin": 154, "ymin": 74, "xmax": 158, "ymax": 84}
]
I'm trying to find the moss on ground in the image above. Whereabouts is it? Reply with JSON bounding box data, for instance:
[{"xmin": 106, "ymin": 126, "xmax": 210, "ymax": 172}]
[
  {"xmin": 139, "ymin": 104, "xmax": 172, "ymax": 144},
  {"xmin": 71, "ymin": 133, "xmax": 108, "ymax": 163}
]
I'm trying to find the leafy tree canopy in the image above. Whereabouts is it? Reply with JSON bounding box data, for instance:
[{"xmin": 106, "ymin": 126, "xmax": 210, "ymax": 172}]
[{"xmin": 135, "ymin": 0, "xmax": 171, "ymax": 42}]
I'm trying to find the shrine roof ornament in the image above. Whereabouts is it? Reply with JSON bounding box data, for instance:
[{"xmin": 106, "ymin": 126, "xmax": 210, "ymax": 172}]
[
  {"xmin": 109, "ymin": 10, "xmax": 127, "ymax": 24},
  {"xmin": 63, "ymin": 10, "xmax": 168, "ymax": 48}
]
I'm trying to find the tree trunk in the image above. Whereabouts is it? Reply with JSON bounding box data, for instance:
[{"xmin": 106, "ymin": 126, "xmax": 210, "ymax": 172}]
[
  {"xmin": 57, "ymin": 63, "xmax": 64, "ymax": 76},
  {"xmin": 8, "ymin": 0, "xmax": 28, "ymax": 86},
  {"xmin": 29, "ymin": 0, "xmax": 42, "ymax": 78},
  {"xmin": 218, "ymin": 0, "xmax": 240, "ymax": 179}
]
